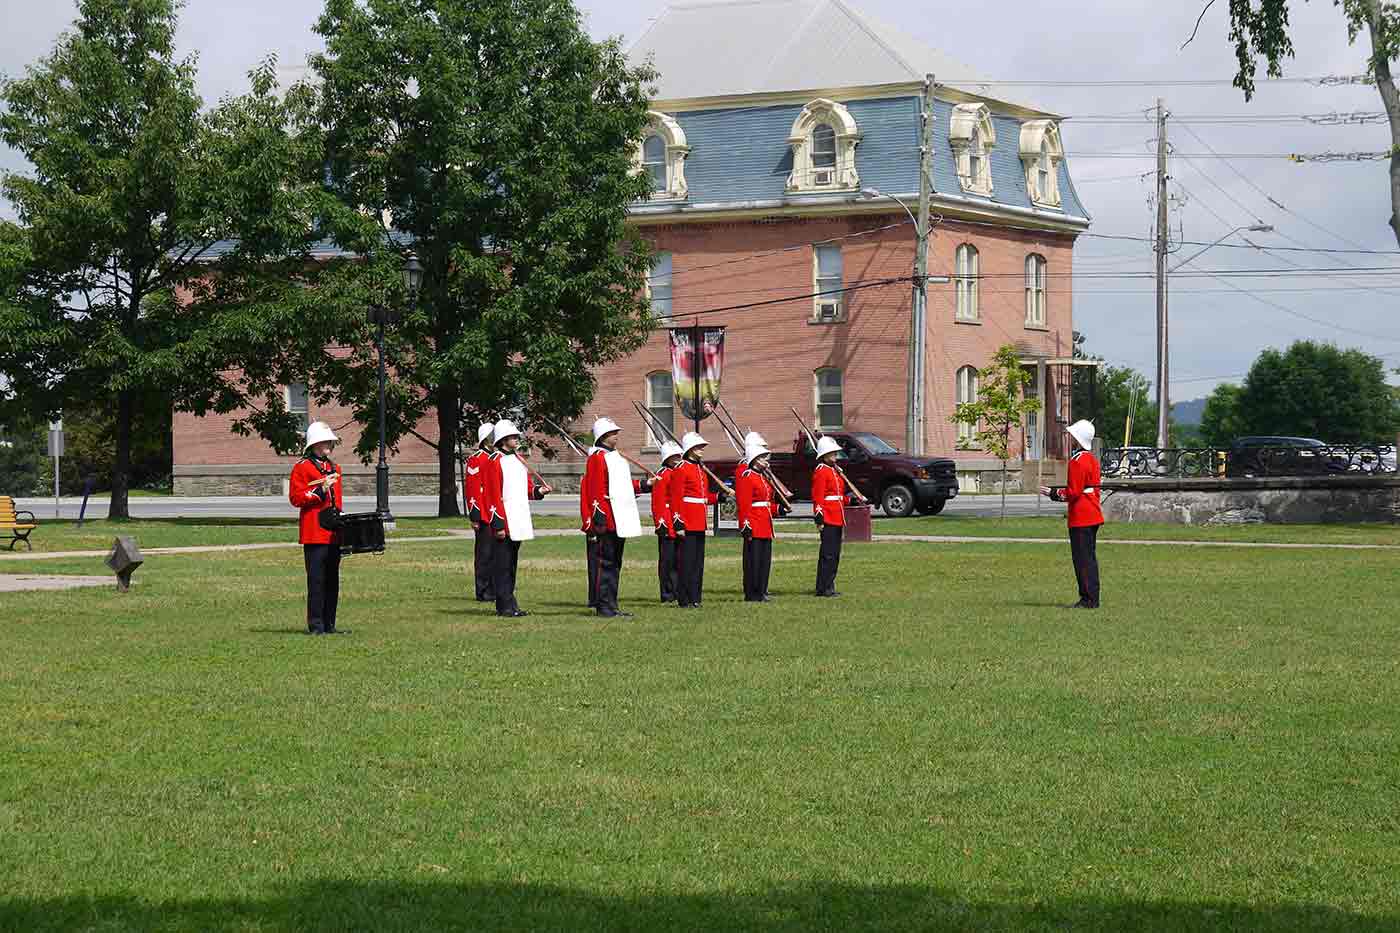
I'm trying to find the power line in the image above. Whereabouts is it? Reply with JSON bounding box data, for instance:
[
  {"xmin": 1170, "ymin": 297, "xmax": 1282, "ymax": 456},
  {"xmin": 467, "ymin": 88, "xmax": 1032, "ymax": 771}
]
[
  {"xmin": 667, "ymin": 276, "xmax": 911, "ymax": 321},
  {"xmin": 942, "ymin": 74, "xmax": 1373, "ymax": 87}
]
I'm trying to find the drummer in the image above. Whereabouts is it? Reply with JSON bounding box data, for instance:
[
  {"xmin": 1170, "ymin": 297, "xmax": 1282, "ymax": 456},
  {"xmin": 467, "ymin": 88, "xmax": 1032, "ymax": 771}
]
[{"xmin": 289, "ymin": 421, "xmax": 346, "ymax": 635}]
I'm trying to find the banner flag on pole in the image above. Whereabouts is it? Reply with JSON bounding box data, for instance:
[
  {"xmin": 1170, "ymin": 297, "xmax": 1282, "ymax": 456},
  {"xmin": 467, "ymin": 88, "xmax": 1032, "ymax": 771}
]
[{"xmin": 669, "ymin": 326, "xmax": 725, "ymax": 421}]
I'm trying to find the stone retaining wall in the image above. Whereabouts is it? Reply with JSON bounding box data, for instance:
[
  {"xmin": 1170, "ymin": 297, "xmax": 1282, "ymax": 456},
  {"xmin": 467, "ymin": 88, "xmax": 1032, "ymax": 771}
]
[{"xmin": 1102, "ymin": 476, "xmax": 1400, "ymax": 525}]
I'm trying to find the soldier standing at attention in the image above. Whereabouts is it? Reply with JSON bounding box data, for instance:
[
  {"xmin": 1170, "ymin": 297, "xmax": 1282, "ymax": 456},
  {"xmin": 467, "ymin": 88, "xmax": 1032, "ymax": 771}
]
[
  {"xmin": 464, "ymin": 422, "xmax": 496, "ymax": 602},
  {"xmin": 736, "ymin": 440, "xmax": 776, "ymax": 602},
  {"xmin": 289, "ymin": 421, "xmax": 346, "ymax": 635},
  {"xmin": 580, "ymin": 417, "xmax": 648, "ymax": 618},
  {"xmin": 672, "ymin": 432, "xmax": 724, "ymax": 609},
  {"xmin": 651, "ymin": 441, "xmax": 683, "ymax": 603},
  {"xmin": 1041, "ymin": 420, "xmax": 1104, "ymax": 609},
  {"xmin": 811, "ymin": 436, "xmax": 849, "ymax": 598},
  {"xmin": 482, "ymin": 420, "xmax": 551, "ymax": 618}
]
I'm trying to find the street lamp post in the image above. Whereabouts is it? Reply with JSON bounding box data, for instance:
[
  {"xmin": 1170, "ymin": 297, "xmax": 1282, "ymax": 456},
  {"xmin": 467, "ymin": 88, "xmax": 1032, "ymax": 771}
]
[
  {"xmin": 369, "ymin": 253, "xmax": 423, "ymax": 530},
  {"xmin": 1158, "ymin": 224, "xmax": 1272, "ymax": 447}
]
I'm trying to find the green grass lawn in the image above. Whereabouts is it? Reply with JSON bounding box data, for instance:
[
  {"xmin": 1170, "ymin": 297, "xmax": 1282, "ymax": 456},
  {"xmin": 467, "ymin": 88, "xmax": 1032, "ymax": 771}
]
[
  {"xmin": 3, "ymin": 533, "xmax": 1398, "ymax": 931},
  {"xmin": 875, "ymin": 514, "xmax": 1400, "ymax": 546}
]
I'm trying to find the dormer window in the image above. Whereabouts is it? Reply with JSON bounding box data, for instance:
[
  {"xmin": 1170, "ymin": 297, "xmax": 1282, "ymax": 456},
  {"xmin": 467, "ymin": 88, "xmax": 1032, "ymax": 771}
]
[
  {"xmin": 949, "ymin": 103, "xmax": 995, "ymax": 197},
  {"xmin": 787, "ymin": 99, "xmax": 860, "ymax": 193},
  {"xmin": 637, "ymin": 112, "xmax": 690, "ymax": 201},
  {"xmin": 1020, "ymin": 120, "xmax": 1063, "ymax": 208}
]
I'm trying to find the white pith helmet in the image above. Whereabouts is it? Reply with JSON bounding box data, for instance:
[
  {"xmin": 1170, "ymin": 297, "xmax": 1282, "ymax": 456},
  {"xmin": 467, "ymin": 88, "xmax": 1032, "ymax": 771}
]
[
  {"xmin": 680, "ymin": 432, "xmax": 708, "ymax": 454},
  {"xmin": 815, "ymin": 436, "xmax": 842, "ymax": 459},
  {"xmin": 304, "ymin": 421, "xmax": 339, "ymax": 451},
  {"xmin": 1067, "ymin": 420, "xmax": 1096, "ymax": 451},
  {"xmin": 592, "ymin": 417, "xmax": 621, "ymax": 442},
  {"xmin": 745, "ymin": 442, "xmax": 770, "ymax": 463},
  {"xmin": 493, "ymin": 420, "xmax": 521, "ymax": 445},
  {"xmin": 477, "ymin": 422, "xmax": 495, "ymax": 443},
  {"xmin": 743, "ymin": 431, "xmax": 767, "ymax": 448},
  {"xmin": 659, "ymin": 441, "xmax": 683, "ymax": 465}
]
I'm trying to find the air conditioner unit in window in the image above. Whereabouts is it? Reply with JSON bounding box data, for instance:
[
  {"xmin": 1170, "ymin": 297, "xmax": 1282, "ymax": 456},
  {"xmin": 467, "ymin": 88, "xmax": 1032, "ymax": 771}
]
[
  {"xmin": 813, "ymin": 169, "xmax": 834, "ymax": 186},
  {"xmin": 816, "ymin": 301, "xmax": 840, "ymax": 322}
]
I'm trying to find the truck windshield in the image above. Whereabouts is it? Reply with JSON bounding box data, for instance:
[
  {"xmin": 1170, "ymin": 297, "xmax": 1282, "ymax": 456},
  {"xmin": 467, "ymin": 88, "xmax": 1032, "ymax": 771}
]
[{"xmin": 847, "ymin": 432, "xmax": 899, "ymax": 455}]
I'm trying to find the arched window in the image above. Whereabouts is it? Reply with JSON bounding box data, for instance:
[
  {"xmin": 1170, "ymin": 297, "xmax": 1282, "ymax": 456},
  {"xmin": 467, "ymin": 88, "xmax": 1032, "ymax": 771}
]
[
  {"xmin": 285, "ymin": 383, "xmax": 310, "ymax": 435},
  {"xmin": 642, "ymin": 135, "xmax": 666, "ymax": 191},
  {"xmin": 637, "ymin": 112, "xmax": 689, "ymax": 201},
  {"xmin": 955, "ymin": 244, "xmax": 979, "ymax": 321},
  {"xmin": 956, "ymin": 366, "xmax": 979, "ymax": 445},
  {"xmin": 950, "ymin": 103, "xmax": 996, "ymax": 196},
  {"xmin": 1024, "ymin": 254, "xmax": 1047, "ymax": 326},
  {"xmin": 648, "ymin": 251, "xmax": 673, "ymax": 320},
  {"xmin": 1019, "ymin": 120, "xmax": 1063, "ymax": 207},
  {"xmin": 814, "ymin": 368, "xmax": 844, "ymax": 430},
  {"xmin": 787, "ymin": 99, "xmax": 860, "ymax": 192},
  {"xmin": 645, "ymin": 371, "xmax": 674, "ymax": 448}
]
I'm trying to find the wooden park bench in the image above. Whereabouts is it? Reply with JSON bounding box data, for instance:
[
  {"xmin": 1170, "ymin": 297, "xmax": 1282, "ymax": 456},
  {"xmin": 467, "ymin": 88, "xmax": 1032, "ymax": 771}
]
[{"xmin": 1, "ymin": 496, "xmax": 38, "ymax": 551}]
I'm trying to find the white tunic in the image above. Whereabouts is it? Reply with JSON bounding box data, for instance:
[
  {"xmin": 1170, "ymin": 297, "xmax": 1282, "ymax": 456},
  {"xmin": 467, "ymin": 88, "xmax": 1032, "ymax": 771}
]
[
  {"xmin": 500, "ymin": 454, "xmax": 535, "ymax": 542},
  {"xmin": 605, "ymin": 449, "xmax": 643, "ymax": 539}
]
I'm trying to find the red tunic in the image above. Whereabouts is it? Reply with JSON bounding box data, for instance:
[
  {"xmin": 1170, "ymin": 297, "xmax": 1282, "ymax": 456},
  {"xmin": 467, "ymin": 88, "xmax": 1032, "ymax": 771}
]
[
  {"xmin": 671, "ymin": 459, "xmax": 718, "ymax": 533},
  {"xmin": 736, "ymin": 467, "xmax": 775, "ymax": 539},
  {"xmin": 289, "ymin": 456, "xmax": 343, "ymax": 545},
  {"xmin": 650, "ymin": 465, "xmax": 676, "ymax": 537},
  {"xmin": 811, "ymin": 463, "xmax": 849, "ymax": 526},
  {"xmin": 1063, "ymin": 450, "xmax": 1105, "ymax": 528},
  {"xmin": 481, "ymin": 452, "xmax": 548, "ymax": 537},
  {"xmin": 464, "ymin": 448, "xmax": 491, "ymax": 523},
  {"xmin": 579, "ymin": 449, "xmax": 644, "ymax": 533}
]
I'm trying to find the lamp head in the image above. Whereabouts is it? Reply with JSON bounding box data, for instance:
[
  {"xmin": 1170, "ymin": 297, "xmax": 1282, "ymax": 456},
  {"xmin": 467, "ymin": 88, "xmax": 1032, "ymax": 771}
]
[
  {"xmin": 402, "ymin": 253, "xmax": 423, "ymax": 296},
  {"xmin": 1247, "ymin": 224, "xmax": 1274, "ymax": 233}
]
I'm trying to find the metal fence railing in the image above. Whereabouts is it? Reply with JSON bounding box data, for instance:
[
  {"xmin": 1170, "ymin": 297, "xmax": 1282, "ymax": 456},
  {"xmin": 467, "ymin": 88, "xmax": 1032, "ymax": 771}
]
[{"xmin": 1101, "ymin": 444, "xmax": 1399, "ymax": 479}]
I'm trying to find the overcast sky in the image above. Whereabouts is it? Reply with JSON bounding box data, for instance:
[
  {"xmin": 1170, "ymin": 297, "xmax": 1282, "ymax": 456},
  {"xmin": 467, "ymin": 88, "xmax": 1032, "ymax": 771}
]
[{"xmin": 2, "ymin": 0, "xmax": 1396, "ymax": 403}]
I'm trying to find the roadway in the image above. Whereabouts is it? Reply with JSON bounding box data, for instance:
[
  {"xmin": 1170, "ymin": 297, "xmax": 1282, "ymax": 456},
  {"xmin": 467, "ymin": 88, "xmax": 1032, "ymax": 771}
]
[{"xmin": 17, "ymin": 493, "xmax": 1063, "ymax": 521}]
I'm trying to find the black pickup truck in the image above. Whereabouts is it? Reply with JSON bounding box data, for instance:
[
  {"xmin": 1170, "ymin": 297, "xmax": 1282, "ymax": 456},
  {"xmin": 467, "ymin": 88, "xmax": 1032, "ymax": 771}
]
[{"xmin": 708, "ymin": 431, "xmax": 960, "ymax": 517}]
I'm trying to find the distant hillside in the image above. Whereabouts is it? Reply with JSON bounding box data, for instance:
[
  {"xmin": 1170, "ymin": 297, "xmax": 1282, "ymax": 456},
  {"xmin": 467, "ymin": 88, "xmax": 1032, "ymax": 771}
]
[{"xmin": 1172, "ymin": 398, "xmax": 1207, "ymax": 426}]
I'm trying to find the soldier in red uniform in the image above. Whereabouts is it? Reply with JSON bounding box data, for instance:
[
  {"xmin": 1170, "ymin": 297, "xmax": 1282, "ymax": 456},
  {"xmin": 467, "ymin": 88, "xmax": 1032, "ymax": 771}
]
[
  {"xmin": 1040, "ymin": 419, "xmax": 1104, "ymax": 609},
  {"xmin": 464, "ymin": 422, "xmax": 496, "ymax": 602},
  {"xmin": 288, "ymin": 421, "xmax": 345, "ymax": 634},
  {"xmin": 736, "ymin": 441, "xmax": 777, "ymax": 602},
  {"xmin": 651, "ymin": 441, "xmax": 682, "ymax": 603},
  {"xmin": 811, "ymin": 436, "xmax": 849, "ymax": 598},
  {"xmin": 672, "ymin": 432, "xmax": 725, "ymax": 608},
  {"xmin": 481, "ymin": 420, "xmax": 551, "ymax": 617},
  {"xmin": 580, "ymin": 417, "xmax": 648, "ymax": 617}
]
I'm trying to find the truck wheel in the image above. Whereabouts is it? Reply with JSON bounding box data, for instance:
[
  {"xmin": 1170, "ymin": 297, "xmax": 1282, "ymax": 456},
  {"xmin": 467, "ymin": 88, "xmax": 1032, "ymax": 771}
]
[
  {"xmin": 881, "ymin": 484, "xmax": 916, "ymax": 518},
  {"xmin": 916, "ymin": 498, "xmax": 946, "ymax": 516}
]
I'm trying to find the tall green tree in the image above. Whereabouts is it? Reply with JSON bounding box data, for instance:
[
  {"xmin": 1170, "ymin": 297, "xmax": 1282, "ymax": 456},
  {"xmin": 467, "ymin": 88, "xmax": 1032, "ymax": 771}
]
[
  {"xmin": 1195, "ymin": 0, "xmax": 1400, "ymax": 246},
  {"xmin": 1231, "ymin": 340, "xmax": 1400, "ymax": 441},
  {"xmin": 1199, "ymin": 383, "xmax": 1248, "ymax": 446},
  {"xmin": 0, "ymin": 0, "xmax": 327, "ymax": 517},
  {"xmin": 1071, "ymin": 334, "xmax": 1162, "ymax": 447},
  {"xmin": 300, "ymin": 0, "xmax": 659, "ymax": 516},
  {"xmin": 953, "ymin": 344, "xmax": 1042, "ymax": 519}
]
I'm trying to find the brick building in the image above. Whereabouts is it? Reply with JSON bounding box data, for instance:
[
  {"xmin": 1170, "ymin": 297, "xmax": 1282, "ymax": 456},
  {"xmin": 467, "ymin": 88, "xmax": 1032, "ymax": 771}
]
[{"xmin": 173, "ymin": 0, "xmax": 1092, "ymax": 496}]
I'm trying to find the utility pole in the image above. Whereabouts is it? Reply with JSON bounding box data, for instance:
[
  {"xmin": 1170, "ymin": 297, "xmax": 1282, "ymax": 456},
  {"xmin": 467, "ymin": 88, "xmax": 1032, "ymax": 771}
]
[
  {"xmin": 910, "ymin": 73, "xmax": 935, "ymax": 457},
  {"xmin": 1154, "ymin": 98, "xmax": 1170, "ymax": 449}
]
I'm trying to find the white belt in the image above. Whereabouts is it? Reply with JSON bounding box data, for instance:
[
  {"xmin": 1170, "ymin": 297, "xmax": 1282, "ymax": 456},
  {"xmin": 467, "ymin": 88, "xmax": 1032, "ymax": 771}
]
[
  {"xmin": 823, "ymin": 495, "xmax": 843, "ymax": 501},
  {"xmin": 682, "ymin": 496, "xmax": 706, "ymax": 504},
  {"xmin": 752, "ymin": 501, "xmax": 771, "ymax": 507},
  {"xmin": 1084, "ymin": 487, "xmax": 1096, "ymax": 494}
]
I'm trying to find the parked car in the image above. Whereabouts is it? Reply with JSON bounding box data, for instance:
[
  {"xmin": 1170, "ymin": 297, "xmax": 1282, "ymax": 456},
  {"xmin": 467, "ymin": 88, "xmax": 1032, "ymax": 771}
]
[
  {"xmin": 707, "ymin": 431, "xmax": 959, "ymax": 518},
  {"xmin": 1225, "ymin": 436, "xmax": 1348, "ymax": 477}
]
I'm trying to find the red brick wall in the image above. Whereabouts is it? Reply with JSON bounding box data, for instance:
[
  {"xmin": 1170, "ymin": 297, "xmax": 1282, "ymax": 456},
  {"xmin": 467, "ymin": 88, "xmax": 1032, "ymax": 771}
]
[{"xmin": 173, "ymin": 211, "xmax": 1076, "ymax": 472}]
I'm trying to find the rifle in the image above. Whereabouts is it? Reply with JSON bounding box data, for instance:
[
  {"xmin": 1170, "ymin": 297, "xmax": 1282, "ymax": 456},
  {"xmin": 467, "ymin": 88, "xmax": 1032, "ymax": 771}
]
[
  {"xmin": 715, "ymin": 400, "xmax": 795, "ymax": 501},
  {"xmin": 540, "ymin": 415, "xmax": 657, "ymax": 481},
  {"xmin": 633, "ymin": 400, "xmax": 730, "ymax": 494},
  {"xmin": 788, "ymin": 405, "xmax": 870, "ymax": 506}
]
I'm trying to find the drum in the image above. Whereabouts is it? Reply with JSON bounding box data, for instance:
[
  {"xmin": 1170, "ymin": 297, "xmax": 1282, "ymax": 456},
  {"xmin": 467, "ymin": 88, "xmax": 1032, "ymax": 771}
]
[{"xmin": 335, "ymin": 512, "xmax": 386, "ymax": 555}]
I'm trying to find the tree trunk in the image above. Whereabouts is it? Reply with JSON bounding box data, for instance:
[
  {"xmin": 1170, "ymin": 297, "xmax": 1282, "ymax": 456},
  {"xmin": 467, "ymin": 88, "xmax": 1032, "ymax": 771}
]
[
  {"xmin": 1364, "ymin": 0, "xmax": 1400, "ymax": 248},
  {"xmin": 435, "ymin": 387, "xmax": 461, "ymax": 518},
  {"xmin": 109, "ymin": 389, "xmax": 132, "ymax": 520},
  {"xmin": 1000, "ymin": 459, "xmax": 1008, "ymax": 520}
]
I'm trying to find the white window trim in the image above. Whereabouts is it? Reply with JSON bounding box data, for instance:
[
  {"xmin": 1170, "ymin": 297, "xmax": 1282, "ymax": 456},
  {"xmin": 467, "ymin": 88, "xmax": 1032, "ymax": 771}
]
[
  {"xmin": 1019, "ymin": 120, "xmax": 1063, "ymax": 208},
  {"xmin": 955, "ymin": 244, "xmax": 980, "ymax": 322},
  {"xmin": 949, "ymin": 103, "xmax": 996, "ymax": 197},
  {"xmin": 644, "ymin": 370, "xmax": 674, "ymax": 450},
  {"xmin": 811, "ymin": 244, "xmax": 846, "ymax": 324},
  {"xmin": 787, "ymin": 99, "xmax": 861, "ymax": 193},
  {"xmin": 814, "ymin": 368, "xmax": 844, "ymax": 430},
  {"xmin": 647, "ymin": 251, "xmax": 673, "ymax": 322},
  {"xmin": 637, "ymin": 111, "xmax": 690, "ymax": 201},
  {"xmin": 956, "ymin": 366, "xmax": 980, "ymax": 446},
  {"xmin": 1025, "ymin": 253, "xmax": 1048, "ymax": 327}
]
